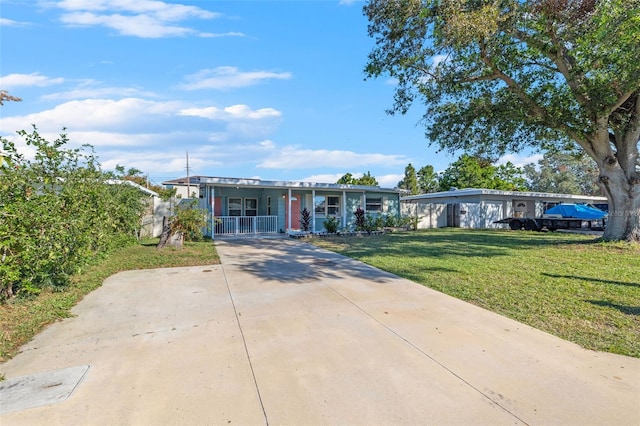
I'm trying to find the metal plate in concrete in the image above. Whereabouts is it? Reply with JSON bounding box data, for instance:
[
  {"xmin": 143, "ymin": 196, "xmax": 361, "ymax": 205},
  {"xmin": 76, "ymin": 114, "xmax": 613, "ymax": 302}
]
[{"xmin": 0, "ymin": 365, "xmax": 90, "ymax": 414}]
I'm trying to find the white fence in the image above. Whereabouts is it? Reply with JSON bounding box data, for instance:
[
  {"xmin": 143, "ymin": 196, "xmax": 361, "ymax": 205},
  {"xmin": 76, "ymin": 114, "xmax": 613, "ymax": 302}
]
[{"xmin": 213, "ymin": 215, "xmax": 279, "ymax": 237}]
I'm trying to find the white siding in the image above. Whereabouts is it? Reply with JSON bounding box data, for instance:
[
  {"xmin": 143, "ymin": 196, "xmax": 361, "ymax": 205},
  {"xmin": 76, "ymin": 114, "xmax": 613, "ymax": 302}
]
[
  {"xmin": 482, "ymin": 201, "xmax": 505, "ymax": 228},
  {"xmin": 402, "ymin": 202, "xmax": 447, "ymax": 229}
]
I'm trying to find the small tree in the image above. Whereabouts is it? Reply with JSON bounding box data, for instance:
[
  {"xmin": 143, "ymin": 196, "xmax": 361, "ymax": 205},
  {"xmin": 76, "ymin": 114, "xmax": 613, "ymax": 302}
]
[
  {"xmin": 157, "ymin": 200, "xmax": 207, "ymax": 248},
  {"xmin": 300, "ymin": 208, "xmax": 312, "ymax": 231},
  {"xmin": 417, "ymin": 165, "xmax": 440, "ymax": 193},
  {"xmin": 397, "ymin": 163, "xmax": 420, "ymax": 195}
]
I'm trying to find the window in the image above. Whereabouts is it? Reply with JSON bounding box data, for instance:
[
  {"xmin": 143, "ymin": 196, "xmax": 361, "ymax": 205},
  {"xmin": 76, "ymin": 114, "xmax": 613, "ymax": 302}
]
[
  {"xmin": 245, "ymin": 198, "xmax": 258, "ymax": 216},
  {"xmin": 327, "ymin": 196, "xmax": 340, "ymax": 215},
  {"xmin": 314, "ymin": 196, "xmax": 326, "ymax": 215},
  {"xmin": 314, "ymin": 195, "xmax": 340, "ymax": 216},
  {"xmin": 228, "ymin": 198, "xmax": 242, "ymax": 216},
  {"xmin": 366, "ymin": 197, "xmax": 383, "ymax": 212}
]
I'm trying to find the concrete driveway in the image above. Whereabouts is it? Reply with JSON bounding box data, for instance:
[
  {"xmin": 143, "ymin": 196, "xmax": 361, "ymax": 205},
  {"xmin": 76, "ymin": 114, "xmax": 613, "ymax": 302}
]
[{"xmin": 1, "ymin": 237, "xmax": 639, "ymax": 425}]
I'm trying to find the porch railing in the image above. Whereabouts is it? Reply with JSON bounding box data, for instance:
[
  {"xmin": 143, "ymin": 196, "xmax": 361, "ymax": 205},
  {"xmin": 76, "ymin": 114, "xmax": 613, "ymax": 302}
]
[{"xmin": 213, "ymin": 215, "xmax": 279, "ymax": 237}]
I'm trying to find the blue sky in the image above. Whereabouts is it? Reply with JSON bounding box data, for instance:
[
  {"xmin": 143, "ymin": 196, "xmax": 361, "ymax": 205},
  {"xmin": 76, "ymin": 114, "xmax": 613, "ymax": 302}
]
[{"xmin": 0, "ymin": 0, "xmax": 538, "ymax": 188}]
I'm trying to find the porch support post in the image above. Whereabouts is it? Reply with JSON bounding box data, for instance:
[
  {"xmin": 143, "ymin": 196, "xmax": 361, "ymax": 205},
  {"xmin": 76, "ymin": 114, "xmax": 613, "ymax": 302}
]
[
  {"xmin": 342, "ymin": 190, "xmax": 346, "ymax": 230},
  {"xmin": 287, "ymin": 188, "xmax": 292, "ymax": 233},
  {"xmin": 211, "ymin": 186, "xmax": 215, "ymax": 240},
  {"xmin": 362, "ymin": 192, "xmax": 366, "ymax": 213},
  {"xmin": 312, "ymin": 189, "xmax": 316, "ymax": 232}
]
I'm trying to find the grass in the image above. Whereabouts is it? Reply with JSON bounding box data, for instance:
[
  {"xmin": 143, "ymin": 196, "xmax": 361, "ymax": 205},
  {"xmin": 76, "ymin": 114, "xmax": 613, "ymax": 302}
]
[
  {"xmin": 309, "ymin": 228, "xmax": 640, "ymax": 358},
  {"xmin": 0, "ymin": 239, "xmax": 219, "ymax": 362}
]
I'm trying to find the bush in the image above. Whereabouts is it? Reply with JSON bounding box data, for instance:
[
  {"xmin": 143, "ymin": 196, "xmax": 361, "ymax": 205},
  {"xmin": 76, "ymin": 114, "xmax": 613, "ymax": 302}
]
[
  {"xmin": 170, "ymin": 200, "xmax": 207, "ymax": 242},
  {"xmin": 0, "ymin": 127, "xmax": 147, "ymax": 301},
  {"xmin": 384, "ymin": 214, "xmax": 398, "ymax": 228},
  {"xmin": 323, "ymin": 216, "xmax": 340, "ymax": 233},
  {"xmin": 300, "ymin": 208, "xmax": 312, "ymax": 231},
  {"xmin": 354, "ymin": 208, "xmax": 366, "ymax": 231}
]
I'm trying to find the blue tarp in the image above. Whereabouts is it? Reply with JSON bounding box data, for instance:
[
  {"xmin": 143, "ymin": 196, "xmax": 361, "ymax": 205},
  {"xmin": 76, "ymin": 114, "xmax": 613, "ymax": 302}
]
[{"xmin": 544, "ymin": 203, "xmax": 607, "ymax": 219}]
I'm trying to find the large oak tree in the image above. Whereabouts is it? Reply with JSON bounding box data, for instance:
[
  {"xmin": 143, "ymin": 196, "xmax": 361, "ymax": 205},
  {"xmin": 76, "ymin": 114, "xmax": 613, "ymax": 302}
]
[{"xmin": 364, "ymin": 0, "xmax": 640, "ymax": 240}]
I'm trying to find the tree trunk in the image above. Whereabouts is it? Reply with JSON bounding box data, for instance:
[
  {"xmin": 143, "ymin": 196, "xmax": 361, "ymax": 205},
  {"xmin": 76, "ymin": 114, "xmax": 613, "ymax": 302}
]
[
  {"xmin": 598, "ymin": 163, "xmax": 640, "ymax": 242},
  {"xmin": 156, "ymin": 216, "xmax": 171, "ymax": 249}
]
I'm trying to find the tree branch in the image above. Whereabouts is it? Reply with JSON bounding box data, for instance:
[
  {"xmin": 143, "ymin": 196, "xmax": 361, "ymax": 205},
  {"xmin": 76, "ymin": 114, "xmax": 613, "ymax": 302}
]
[
  {"xmin": 478, "ymin": 43, "xmax": 547, "ymax": 119},
  {"xmin": 609, "ymin": 89, "xmax": 637, "ymax": 116}
]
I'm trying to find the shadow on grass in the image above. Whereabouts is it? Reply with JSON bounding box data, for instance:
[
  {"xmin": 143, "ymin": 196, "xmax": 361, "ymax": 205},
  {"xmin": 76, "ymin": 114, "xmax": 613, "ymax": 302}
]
[
  {"xmin": 586, "ymin": 300, "xmax": 640, "ymax": 316},
  {"xmin": 542, "ymin": 273, "xmax": 640, "ymax": 288},
  {"xmin": 328, "ymin": 229, "xmax": 598, "ymax": 260},
  {"xmin": 213, "ymin": 230, "xmax": 599, "ymax": 285},
  {"xmin": 216, "ymin": 238, "xmax": 399, "ymax": 284}
]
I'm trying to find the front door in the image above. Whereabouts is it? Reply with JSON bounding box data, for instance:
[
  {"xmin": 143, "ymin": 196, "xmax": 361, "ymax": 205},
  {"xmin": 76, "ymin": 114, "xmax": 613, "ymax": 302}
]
[{"xmin": 285, "ymin": 193, "xmax": 301, "ymax": 230}]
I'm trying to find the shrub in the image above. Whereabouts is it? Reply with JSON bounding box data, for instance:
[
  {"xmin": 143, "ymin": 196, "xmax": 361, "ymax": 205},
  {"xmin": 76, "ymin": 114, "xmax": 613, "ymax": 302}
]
[
  {"xmin": 354, "ymin": 208, "xmax": 366, "ymax": 231},
  {"xmin": 323, "ymin": 216, "xmax": 340, "ymax": 233},
  {"xmin": 0, "ymin": 127, "xmax": 147, "ymax": 301},
  {"xmin": 385, "ymin": 214, "xmax": 401, "ymax": 228},
  {"xmin": 300, "ymin": 208, "xmax": 312, "ymax": 231},
  {"xmin": 171, "ymin": 200, "xmax": 207, "ymax": 242}
]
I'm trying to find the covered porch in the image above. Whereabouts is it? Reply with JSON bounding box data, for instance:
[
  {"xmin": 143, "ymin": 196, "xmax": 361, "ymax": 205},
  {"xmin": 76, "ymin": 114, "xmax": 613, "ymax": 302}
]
[{"xmin": 193, "ymin": 177, "xmax": 401, "ymax": 238}]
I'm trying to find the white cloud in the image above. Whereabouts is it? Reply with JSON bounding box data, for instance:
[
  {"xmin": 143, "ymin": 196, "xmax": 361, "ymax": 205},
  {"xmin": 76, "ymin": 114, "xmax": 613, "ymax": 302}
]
[
  {"xmin": 41, "ymin": 82, "xmax": 158, "ymax": 101},
  {"xmin": 100, "ymin": 148, "xmax": 223, "ymax": 175},
  {"xmin": 377, "ymin": 173, "xmax": 403, "ymax": 188},
  {"xmin": 54, "ymin": 0, "xmax": 218, "ymax": 19},
  {"xmin": 199, "ymin": 32, "xmax": 245, "ymax": 39},
  {"xmin": 497, "ymin": 153, "xmax": 543, "ymax": 168},
  {"xmin": 259, "ymin": 140, "xmax": 276, "ymax": 149},
  {"xmin": 180, "ymin": 67, "xmax": 292, "ymax": 90},
  {"xmin": 258, "ymin": 146, "xmax": 409, "ymax": 170},
  {"xmin": 301, "ymin": 173, "xmax": 347, "ymax": 184},
  {"xmin": 301, "ymin": 172, "xmax": 402, "ymax": 188},
  {"xmin": 60, "ymin": 12, "xmax": 201, "ymax": 37},
  {"xmin": 0, "ymin": 18, "xmax": 30, "ymax": 27},
  {"xmin": 0, "ymin": 98, "xmax": 181, "ymax": 133},
  {"xmin": 0, "ymin": 73, "xmax": 65, "ymax": 89},
  {"xmin": 431, "ymin": 54, "xmax": 448, "ymax": 67},
  {"xmin": 0, "ymin": 98, "xmax": 284, "ymax": 148},
  {"xmin": 179, "ymin": 105, "xmax": 282, "ymax": 121},
  {"xmin": 0, "ymin": 97, "xmax": 286, "ymax": 174},
  {"xmin": 52, "ymin": 0, "xmax": 221, "ymax": 38}
]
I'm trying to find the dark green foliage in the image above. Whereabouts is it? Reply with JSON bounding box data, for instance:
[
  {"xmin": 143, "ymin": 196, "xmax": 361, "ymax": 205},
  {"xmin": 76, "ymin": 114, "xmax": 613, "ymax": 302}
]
[
  {"xmin": 354, "ymin": 208, "xmax": 366, "ymax": 231},
  {"xmin": 417, "ymin": 165, "xmax": 439, "ymax": 193},
  {"xmin": 397, "ymin": 163, "xmax": 420, "ymax": 194},
  {"xmin": 171, "ymin": 200, "xmax": 207, "ymax": 242},
  {"xmin": 300, "ymin": 207, "xmax": 312, "ymax": 231},
  {"xmin": 524, "ymin": 151, "xmax": 601, "ymax": 195},
  {"xmin": 438, "ymin": 154, "xmax": 526, "ymax": 191},
  {"xmin": 323, "ymin": 216, "xmax": 340, "ymax": 233},
  {"xmin": 363, "ymin": 214, "xmax": 385, "ymax": 234},
  {"xmin": 0, "ymin": 127, "xmax": 147, "ymax": 300},
  {"xmin": 337, "ymin": 171, "xmax": 379, "ymax": 186}
]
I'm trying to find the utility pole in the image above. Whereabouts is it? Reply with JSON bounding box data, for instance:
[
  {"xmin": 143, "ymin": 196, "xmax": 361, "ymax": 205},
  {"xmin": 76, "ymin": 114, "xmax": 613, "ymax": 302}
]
[{"xmin": 186, "ymin": 151, "xmax": 191, "ymax": 198}]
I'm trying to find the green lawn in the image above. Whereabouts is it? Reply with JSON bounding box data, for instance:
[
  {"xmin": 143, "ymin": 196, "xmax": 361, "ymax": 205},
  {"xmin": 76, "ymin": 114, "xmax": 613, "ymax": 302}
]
[
  {"xmin": 0, "ymin": 240, "xmax": 219, "ymax": 362},
  {"xmin": 309, "ymin": 229, "xmax": 640, "ymax": 358}
]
